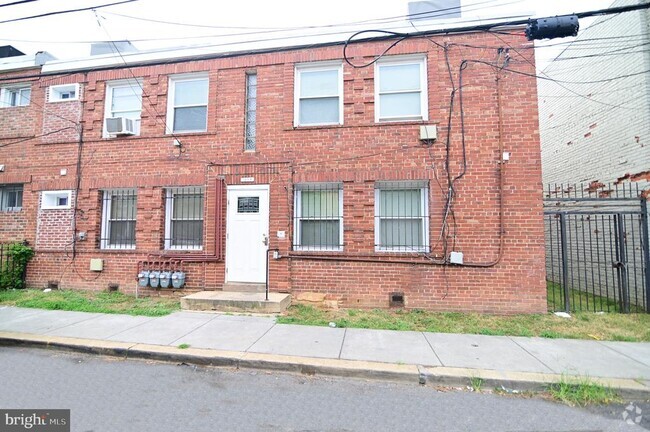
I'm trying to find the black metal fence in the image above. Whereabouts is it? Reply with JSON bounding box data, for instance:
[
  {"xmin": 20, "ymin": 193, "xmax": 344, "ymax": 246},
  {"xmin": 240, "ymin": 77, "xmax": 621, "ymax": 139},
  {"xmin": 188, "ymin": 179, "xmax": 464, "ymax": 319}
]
[
  {"xmin": 0, "ymin": 243, "xmax": 28, "ymax": 289},
  {"xmin": 544, "ymin": 183, "xmax": 649, "ymax": 313}
]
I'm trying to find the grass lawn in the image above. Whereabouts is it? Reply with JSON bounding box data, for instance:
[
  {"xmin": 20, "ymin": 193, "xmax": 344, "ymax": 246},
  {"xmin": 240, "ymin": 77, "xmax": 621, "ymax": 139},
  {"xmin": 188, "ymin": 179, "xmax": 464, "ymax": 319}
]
[
  {"xmin": 277, "ymin": 305, "xmax": 650, "ymax": 342},
  {"xmin": 0, "ymin": 289, "xmax": 180, "ymax": 317}
]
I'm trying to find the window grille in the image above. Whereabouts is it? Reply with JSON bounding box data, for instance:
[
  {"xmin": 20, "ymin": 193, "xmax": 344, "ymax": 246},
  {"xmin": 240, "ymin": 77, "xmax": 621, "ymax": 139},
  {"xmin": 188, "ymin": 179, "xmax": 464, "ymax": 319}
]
[
  {"xmin": 293, "ymin": 183, "xmax": 343, "ymax": 250},
  {"xmin": 100, "ymin": 189, "xmax": 137, "ymax": 249},
  {"xmin": 375, "ymin": 181, "xmax": 429, "ymax": 252},
  {"xmin": 165, "ymin": 187, "xmax": 204, "ymax": 249},
  {"xmin": 245, "ymin": 72, "xmax": 257, "ymax": 151}
]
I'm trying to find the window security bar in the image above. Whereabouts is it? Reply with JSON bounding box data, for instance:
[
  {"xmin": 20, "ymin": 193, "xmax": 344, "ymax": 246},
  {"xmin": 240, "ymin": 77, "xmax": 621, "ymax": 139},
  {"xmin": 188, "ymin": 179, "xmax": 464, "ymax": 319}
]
[{"xmin": 293, "ymin": 183, "xmax": 343, "ymax": 251}]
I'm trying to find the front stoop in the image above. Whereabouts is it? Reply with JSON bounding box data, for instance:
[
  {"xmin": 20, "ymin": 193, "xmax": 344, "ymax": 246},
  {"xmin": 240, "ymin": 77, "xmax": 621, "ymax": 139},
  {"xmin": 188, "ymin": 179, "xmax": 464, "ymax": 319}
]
[
  {"xmin": 222, "ymin": 282, "xmax": 266, "ymax": 293},
  {"xmin": 181, "ymin": 291, "xmax": 291, "ymax": 313}
]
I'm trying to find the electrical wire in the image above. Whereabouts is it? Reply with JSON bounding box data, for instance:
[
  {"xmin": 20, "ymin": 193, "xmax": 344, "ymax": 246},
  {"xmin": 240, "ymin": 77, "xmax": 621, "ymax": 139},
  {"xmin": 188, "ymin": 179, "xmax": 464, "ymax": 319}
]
[
  {"xmin": 0, "ymin": 126, "xmax": 76, "ymax": 148},
  {"xmin": 0, "ymin": 0, "xmax": 137, "ymax": 24},
  {"xmin": 0, "ymin": 0, "xmax": 39, "ymax": 8}
]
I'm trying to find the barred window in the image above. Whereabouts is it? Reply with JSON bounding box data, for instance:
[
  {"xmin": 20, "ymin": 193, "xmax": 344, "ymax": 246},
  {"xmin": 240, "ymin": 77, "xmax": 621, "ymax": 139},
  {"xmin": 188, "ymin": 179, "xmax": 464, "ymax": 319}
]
[
  {"xmin": 375, "ymin": 181, "xmax": 429, "ymax": 252},
  {"xmin": 0, "ymin": 184, "xmax": 23, "ymax": 212},
  {"xmin": 100, "ymin": 189, "xmax": 137, "ymax": 249},
  {"xmin": 165, "ymin": 187, "xmax": 204, "ymax": 249},
  {"xmin": 244, "ymin": 72, "xmax": 257, "ymax": 151},
  {"xmin": 293, "ymin": 184, "xmax": 343, "ymax": 250}
]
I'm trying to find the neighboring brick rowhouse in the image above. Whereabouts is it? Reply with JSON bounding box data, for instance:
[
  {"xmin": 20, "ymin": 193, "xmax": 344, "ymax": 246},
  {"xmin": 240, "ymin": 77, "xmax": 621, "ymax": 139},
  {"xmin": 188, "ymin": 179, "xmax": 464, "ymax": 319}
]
[
  {"xmin": 35, "ymin": 191, "xmax": 75, "ymax": 250},
  {"xmin": 0, "ymin": 31, "xmax": 547, "ymax": 313}
]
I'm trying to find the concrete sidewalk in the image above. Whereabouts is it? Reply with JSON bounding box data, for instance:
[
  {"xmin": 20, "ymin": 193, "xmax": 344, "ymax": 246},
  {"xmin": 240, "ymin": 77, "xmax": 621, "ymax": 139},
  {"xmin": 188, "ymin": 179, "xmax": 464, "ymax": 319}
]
[{"xmin": 1, "ymin": 306, "xmax": 649, "ymax": 396}]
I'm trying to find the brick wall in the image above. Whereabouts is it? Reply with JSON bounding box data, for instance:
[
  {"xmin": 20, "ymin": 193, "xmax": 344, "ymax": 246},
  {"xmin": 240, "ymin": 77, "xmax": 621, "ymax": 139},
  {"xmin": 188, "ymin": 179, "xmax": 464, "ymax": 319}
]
[{"xmin": 1, "ymin": 31, "xmax": 547, "ymax": 313}]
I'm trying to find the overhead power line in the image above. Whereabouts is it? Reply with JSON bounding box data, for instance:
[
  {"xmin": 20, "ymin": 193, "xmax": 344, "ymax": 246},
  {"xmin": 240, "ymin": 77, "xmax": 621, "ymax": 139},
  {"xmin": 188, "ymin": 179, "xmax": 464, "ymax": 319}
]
[
  {"xmin": 0, "ymin": 0, "xmax": 137, "ymax": 24},
  {"xmin": 0, "ymin": 0, "xmax": 39, "ymax": 8}
]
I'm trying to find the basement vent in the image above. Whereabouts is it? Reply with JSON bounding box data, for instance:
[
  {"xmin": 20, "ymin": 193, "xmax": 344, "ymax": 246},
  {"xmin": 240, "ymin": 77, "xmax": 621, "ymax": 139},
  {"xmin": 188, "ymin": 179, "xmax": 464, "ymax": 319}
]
[
  {"xmin": 389, "ymin": 292, "xmax": 405, "ymax": 308},
  {"xmin": 47, "ymin": 280, "xmax": 59, "ymax": 290},
  {"xmin": 108, "ymin": 283, "xmax": 119, "ymax": 292}
]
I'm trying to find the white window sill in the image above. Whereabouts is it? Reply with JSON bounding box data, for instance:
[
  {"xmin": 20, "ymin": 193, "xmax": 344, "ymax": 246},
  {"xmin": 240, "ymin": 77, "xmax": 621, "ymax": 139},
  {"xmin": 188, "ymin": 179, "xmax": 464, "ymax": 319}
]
[
  {"xmin": 48, "ymin": 99, "xmax": 79, "ymax": 104},
  {"xmin": 101, "ymin": 245, "xmax": 136, "ymax": 251},
  {"xmin": 376, "ymin": 116, "xmax": 426, "ymax": 123},
  {"xmin": 375, "ymin": 246, "xmax": 429, "ymax": 253},
  {"xmin": 293, "ymin": 246, "xmax": 344, "ymax": 252},
  {"xmin": 41, "ymin": 206, "xmax": 72, "ymax": 210},
  {"xmin": 294, "ymin": 121, "xmax": 342, "ymax": 128},
  {"xmin": 164, "ymin": 246, "xmax": 203, "ymax": 251},
  {"xmin": 167, "ymin": 129, "xmax": 207, "ymax": 135}
]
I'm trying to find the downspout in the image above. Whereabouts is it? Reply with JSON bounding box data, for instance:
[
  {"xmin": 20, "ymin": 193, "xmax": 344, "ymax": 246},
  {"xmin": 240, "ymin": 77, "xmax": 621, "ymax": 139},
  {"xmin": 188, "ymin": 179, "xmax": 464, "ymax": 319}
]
[{"xmin": 71, "ymin": 73, "xmax": 87, "ymax": 259}]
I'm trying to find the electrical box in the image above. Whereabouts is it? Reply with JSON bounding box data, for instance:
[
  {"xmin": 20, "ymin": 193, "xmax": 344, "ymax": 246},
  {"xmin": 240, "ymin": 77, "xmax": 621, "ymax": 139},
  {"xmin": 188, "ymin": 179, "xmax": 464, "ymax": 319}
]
[
  {"xmin": 420, "ymin": 125, "xmax": 437, "ymax": 141},
  {"xmin": 89, "ymin": 258, "xmax": 104, "ymax": 271},
  {"xmin": 449, "ymin": 251, "xmax": 464, "ymax": 265},
  {"xmin": 0, "ymin": 165, "xmax": 5, "ymax": 172}
]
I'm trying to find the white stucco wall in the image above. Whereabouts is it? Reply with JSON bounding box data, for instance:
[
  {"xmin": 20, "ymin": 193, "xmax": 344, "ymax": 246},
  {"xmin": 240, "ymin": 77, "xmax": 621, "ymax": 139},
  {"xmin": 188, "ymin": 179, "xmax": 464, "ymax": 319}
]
[{"xmin": 539, "ymin": 0, "xmax": 650, "ymax": 194}]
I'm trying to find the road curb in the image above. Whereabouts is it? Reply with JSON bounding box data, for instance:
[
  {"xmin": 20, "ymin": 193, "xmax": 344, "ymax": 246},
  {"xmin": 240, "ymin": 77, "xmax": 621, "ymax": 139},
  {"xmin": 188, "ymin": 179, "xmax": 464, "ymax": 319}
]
[{"xmin": 1, "ymin": 331, "xmax": 649, "ymax": 399}]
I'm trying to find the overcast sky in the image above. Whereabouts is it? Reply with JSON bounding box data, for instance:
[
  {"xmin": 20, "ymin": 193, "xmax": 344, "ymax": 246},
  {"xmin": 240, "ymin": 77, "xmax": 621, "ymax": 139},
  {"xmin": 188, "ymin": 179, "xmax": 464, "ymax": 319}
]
[{"xmin": 0, "ymin": 0, "xmax": 615, "ymax": 69}]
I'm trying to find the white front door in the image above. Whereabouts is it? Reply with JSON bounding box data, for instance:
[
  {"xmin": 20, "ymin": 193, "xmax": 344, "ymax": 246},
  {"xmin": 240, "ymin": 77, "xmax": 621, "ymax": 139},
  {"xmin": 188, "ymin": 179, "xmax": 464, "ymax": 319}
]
[{"xmin": 226, "ymin": 185, "xmax": 270, "ymax": 283}]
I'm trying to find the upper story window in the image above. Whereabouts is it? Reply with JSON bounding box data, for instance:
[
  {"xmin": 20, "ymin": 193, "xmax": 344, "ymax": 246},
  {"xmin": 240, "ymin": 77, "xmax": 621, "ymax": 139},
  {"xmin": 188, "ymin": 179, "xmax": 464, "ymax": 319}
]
[
  {"xmin": 0, "ymin": 85, "xmax": 30, "ymax": 108},
  {"xmin": 375, "ymin": 55, "xmax": 428, "ymax": 122},
  {"xmin": 0, "ymin": 184, "xmax": 23, "ymax": 212},
  {"xmin": 245, "ymin": 72, "xmax": 257, "ymax": 151},
  {"xmin": 48, "ymin": 84, "xmax": 79, "ymax": 102},
  {"xmin": 167, "ymin": 74, "xmax": 208, "ymax": 133},
  {"xmin": 104, "ymin": 80, "xmax": 143, "ymax": 137},
  {"xmin": 294, "ymin": 62, "xmax": 342, "ymax": 127}
]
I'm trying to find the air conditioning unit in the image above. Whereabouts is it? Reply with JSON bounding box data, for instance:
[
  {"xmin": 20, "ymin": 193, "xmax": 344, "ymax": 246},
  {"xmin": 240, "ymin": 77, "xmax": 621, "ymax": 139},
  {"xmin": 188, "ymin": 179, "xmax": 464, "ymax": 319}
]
[{"xmin": 105, "ymin": 117, "xmax": 135, "ymax": 135}]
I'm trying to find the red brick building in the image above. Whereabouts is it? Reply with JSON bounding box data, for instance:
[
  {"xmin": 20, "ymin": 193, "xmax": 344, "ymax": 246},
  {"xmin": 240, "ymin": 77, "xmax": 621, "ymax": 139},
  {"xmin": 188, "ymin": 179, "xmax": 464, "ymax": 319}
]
[{"xmin": 0, "ymin": 30, "xmax": 546, "ymax": 313}]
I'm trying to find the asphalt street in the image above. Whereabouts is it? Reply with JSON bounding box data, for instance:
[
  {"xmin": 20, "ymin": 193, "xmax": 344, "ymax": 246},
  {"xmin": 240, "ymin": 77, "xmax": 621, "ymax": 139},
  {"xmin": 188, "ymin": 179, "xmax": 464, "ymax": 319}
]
[{"xmin": 0, "ymin": 347, "xmax": 647, "ymax": 432}]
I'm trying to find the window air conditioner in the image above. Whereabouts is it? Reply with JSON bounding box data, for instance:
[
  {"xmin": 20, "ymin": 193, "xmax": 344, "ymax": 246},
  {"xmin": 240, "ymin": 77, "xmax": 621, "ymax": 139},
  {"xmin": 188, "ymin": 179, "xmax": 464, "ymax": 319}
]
[{"xmin": 105, "ymin": 117, "xmax": 135, "ymax": 135}]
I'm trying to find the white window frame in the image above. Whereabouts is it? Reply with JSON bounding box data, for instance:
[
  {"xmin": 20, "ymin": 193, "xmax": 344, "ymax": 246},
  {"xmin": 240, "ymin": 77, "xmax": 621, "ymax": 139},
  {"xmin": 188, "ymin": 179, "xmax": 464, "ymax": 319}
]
[
  {"xmin": 103, "ymin": 79, "xmax": 143, "ymax": 138},
  {"xmin": 374, "ymin": 54, "xmax": 428, "ymax": 123},
  {"xmin": 293, "ymin": 183, "xmax": 343, "ymax": 251},
  {"xmin": 374, "ymin": 181, "xmax": 430, "ymax": 253},
  {"xmin": 100, "ymin": 189, "xmax": 137, "ymax": 250},
  {"xmin": 41, "ymin": 190, "xmax": 72, "ymax": 210},
  {"xmin": 0, "ymin": 84, "xmax": 31, "ymax": 108},
  {"xmin": 164, "ymin": 187, "xmax": 204, "ymax": 250},
  {"xmin": 166, "ymin": 73, "xmax": 209, "ymax": 134},
  {"xmin": 48, "ymin": 83, "xmax": 80, "ymax": 103},
  {"xmin": 0, "ymin": 184, "xmax": 23, "ymax": 212},
  {"xmin": 294, "ymin": 62, "xmax": 343, "ymax": 127}
]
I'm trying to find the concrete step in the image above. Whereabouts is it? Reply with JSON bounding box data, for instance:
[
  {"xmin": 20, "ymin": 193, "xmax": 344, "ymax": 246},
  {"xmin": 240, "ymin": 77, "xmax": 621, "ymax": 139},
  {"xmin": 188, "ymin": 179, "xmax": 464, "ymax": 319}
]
[
  {"xmin": 180, "ymin": 291, "xmax": 291, "ymax": 313},
  {"xmin": 222, "ymin": 282, "xmax": 266, "ymax": 293}
]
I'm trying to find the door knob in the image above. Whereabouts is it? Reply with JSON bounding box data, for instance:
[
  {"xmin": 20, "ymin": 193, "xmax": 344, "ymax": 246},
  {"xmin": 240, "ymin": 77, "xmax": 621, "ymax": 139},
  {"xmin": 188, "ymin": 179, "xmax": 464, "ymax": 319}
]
[{"xmin": 262, "ymin": 234, "xmax": 269, "ymax": 246}]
